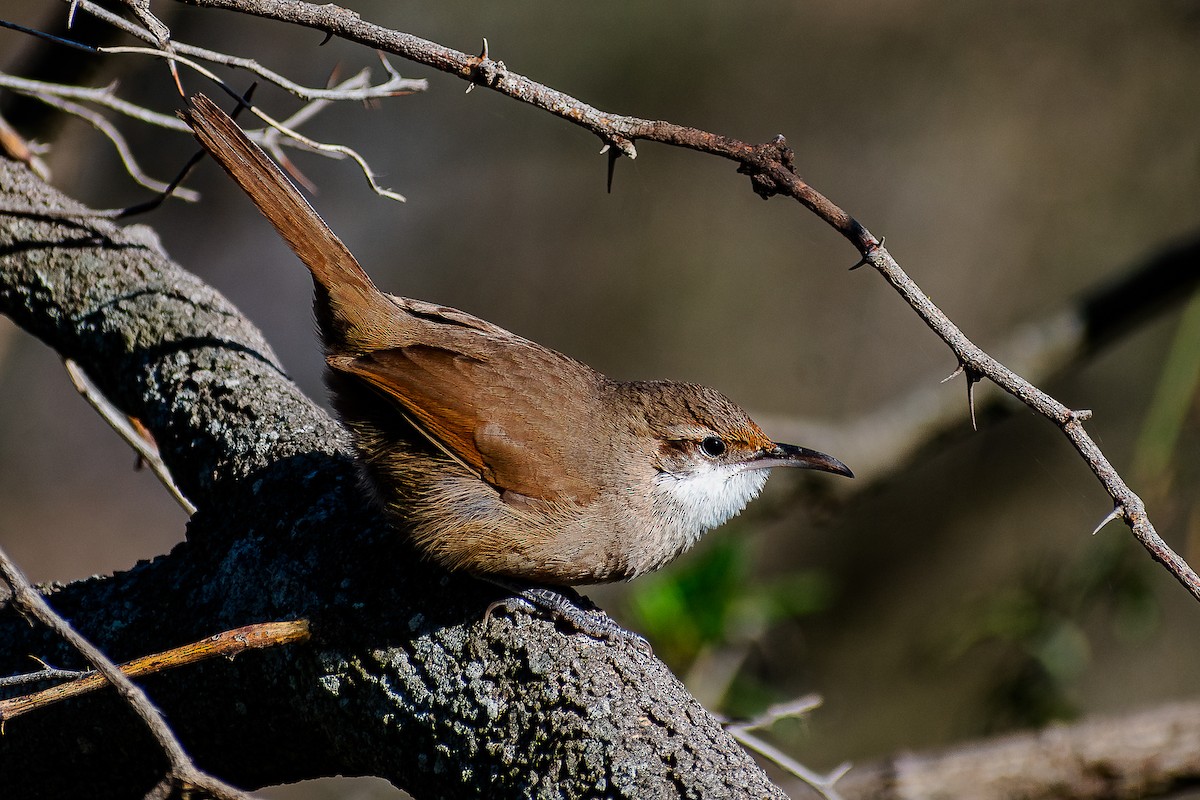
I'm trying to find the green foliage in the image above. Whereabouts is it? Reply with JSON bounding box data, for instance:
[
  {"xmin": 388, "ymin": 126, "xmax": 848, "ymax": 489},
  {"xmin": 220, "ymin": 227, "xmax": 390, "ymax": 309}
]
[{"xmin": 623, "ymin": 534, "xmax": 834, "ymax": 674}]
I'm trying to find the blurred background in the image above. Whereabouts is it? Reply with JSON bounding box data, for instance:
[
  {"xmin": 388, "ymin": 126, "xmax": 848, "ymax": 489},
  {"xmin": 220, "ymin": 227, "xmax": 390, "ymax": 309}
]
[{"xmin": 2, "ymin": 1, "xmax": 1200, "ymax": 796}]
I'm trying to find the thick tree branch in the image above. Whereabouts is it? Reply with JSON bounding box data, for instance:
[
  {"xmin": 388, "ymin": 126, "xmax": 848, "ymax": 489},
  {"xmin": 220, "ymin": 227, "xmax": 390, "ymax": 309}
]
[{"xmin": 0, "ymin": 156, "xmax": 786, "ymax": 798}]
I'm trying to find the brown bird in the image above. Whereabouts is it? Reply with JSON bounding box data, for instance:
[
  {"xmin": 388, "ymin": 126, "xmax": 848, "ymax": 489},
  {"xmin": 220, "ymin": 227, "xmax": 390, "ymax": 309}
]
[{"xmin": 182, "ymin": 95, "xmax": 851, "ymax": 636}]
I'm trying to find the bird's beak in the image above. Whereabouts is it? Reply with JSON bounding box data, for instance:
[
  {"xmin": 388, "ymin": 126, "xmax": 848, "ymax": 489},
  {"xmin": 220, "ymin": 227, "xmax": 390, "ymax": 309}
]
[{"xmin": 750, "ymin": 443, "xmax": 854, "ymax": 478}]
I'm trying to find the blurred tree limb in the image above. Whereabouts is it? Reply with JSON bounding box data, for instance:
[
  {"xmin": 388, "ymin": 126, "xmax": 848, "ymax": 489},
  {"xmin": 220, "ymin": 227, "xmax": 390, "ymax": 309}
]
[{"xmin": 839, "ymin": 698, "xmax": 1200, "ymax": 800}]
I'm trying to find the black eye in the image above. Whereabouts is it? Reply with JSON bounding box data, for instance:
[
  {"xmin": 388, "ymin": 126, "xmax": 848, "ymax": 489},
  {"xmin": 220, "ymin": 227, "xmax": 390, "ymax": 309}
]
[{"xmin": 700, "ymin": 436, "xmax": 726, "ymax": 458}]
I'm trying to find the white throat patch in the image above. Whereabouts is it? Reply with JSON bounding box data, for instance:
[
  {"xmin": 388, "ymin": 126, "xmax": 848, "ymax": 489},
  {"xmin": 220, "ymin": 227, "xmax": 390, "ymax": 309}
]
[{"xmin": 652, "ymin": 463, "xmax": 770, "ymax": 540}]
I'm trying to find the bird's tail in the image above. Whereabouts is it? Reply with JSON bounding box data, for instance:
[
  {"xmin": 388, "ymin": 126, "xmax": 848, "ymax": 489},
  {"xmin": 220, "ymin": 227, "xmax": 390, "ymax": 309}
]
[{"xmin": 181, "ymin": 94, "xmax": 394, "ymax": 354}]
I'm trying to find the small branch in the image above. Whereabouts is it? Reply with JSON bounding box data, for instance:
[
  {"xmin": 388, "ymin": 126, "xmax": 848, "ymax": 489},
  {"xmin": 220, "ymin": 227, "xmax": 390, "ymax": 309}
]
[
  {"xmin": 725, "ymin": 693, "xmax": 825, "ymax": 732},
  {"xmin": 0, "ymin": 663, "xmax": 89, "ymax": 689},
  {"xmin": 0, "ymin": 68, "xmax": 392, "ymax": 211},
  {"xmin": 27, "ymin": 92, "xmax": 200, "ymax": 199},
  {"xmin": 0, "ymin": 72, "xmax": 196, "ymax": 131},
  {"xmin": 729, "ymin": 726, "xmax": 851, "ymax": 800},
  {"xmin": 719, "ymin": 694, "xmax": 848, "ymax": 800},
  {"xmin": 86, "ymin": 43, "xmax": 406, "ymax": 201},
  {"xmin": 0, "ymin": 620, "xmax": 310, "ymax": 723},
  {"xmin": 64, "ymin": 359, "xmax": 196, "ymax": 515},
  {"xmin": 67, "ymin": 0, "xmax": 428, "ymax": 101},
  {"xmin": 0, "ymin": 545, "xmax": 254, "ymax": 799}
]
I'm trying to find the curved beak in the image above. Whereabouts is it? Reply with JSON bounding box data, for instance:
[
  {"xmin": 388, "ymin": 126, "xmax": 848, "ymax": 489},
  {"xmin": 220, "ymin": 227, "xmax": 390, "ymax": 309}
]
[{"xmin": 750, "ymin": 442, "xmax": 854, "ymax": 478}]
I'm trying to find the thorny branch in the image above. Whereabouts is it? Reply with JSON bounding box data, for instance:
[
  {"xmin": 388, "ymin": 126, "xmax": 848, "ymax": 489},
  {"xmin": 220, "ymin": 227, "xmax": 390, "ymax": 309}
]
[
  {"xmin": 165, "ymin": 0, "xmax": 1200, "ymax": 604},
  {"xmin": 762, "ymin": 232, "xmax": 1200, "ymax": 500}
]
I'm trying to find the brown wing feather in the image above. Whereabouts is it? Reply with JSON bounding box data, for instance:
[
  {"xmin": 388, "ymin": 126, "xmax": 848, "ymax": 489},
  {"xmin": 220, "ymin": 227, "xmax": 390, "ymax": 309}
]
[{"xmin": 329, "ymin": 328, "xmax": 605, "ymax": 505}]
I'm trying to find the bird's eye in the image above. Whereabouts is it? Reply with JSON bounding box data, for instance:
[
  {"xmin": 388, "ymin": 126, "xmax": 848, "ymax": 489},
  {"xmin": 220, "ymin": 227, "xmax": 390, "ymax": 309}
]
[{"xmin": 699, "ymin": 436, "xmax": 726, "ymax": 458}]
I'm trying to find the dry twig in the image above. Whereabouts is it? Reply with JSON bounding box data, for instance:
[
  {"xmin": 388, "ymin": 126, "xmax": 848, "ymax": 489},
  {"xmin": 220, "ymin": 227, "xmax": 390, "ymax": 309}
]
[
  {"xmin": 66, "ymin": 0, "xmax": 427, "ymax": 101},
  {"xmin": 0, "ymin": 620, "xmax": 310, "ymax": 723},
  {"xmin": 0, "ymin": 545, "xmax": 254, "ymax": 799},
  {"xmin": 64, "ymin": 359, "xmax": 196, "ymax": 514},
  {"xmin": 719, "ymin": 694, "xmax": 848, "ymax": 799}
]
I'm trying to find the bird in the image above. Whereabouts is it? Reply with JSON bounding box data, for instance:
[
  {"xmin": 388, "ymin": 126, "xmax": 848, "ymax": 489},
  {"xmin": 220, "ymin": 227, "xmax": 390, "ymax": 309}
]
[{"xmin": 182, "ymin": 94, "xmax": 852, "ymax": 639}]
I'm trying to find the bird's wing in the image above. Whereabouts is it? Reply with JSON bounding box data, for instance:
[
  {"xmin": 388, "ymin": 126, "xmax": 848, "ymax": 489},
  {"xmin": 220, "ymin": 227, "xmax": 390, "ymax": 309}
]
[{"xmin": 328, "ymin": 325, "xmax": 605, "ymax": 506}]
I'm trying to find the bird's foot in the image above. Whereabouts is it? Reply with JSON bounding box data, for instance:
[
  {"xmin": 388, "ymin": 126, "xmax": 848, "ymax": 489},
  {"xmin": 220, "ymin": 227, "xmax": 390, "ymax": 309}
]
[{"xmin": 482, "ymin": 578, "xmax": 651, "ymax": 655}]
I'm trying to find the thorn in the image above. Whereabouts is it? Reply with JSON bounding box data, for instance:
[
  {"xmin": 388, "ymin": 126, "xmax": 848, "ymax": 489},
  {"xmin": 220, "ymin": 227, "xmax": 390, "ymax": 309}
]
[
  {"xmin": 599, "ymin": 144, "xmax": 610, "ymax": 154},
  {"xmin": 606, "ymin": 146, "xmax": 619, "ymax": 194},
  {"xmin": 1092, "ymin": 505, "xmax": 1124, "ymax": 535},
  {"xmin": 965, "ymin": 368, "xmax": 982, "ymax": 431},
  {"xmin": 168, "ymin": 59, "xmax": 184, "ymax": 97},
  {"xmin": 848, "ymin": 236, "xmax": 885, "ymax": 271},
  {"xmin": 939, "ymin": 363, "xmax": 982, "ymax": 429},
  {"xmin": 967, "ymin": 378, "xmax": 978, "ymax": 431},
  {"xmin": 465, "ymin": 38, "xmax": 491, "ymax": 94},
  {"xmin": 941, "ymin": 364, "xmax": 964, "ymax": 384},
  {"xmin": 319, "ymin": 31, "xmax": 334, "ymax": 46}
]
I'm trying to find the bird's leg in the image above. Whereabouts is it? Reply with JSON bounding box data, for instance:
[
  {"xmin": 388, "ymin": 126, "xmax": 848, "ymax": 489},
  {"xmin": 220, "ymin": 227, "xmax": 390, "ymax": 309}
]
[{"xmin": 481, "ymin": 577, "xmax": 651, "ymax": 654}]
